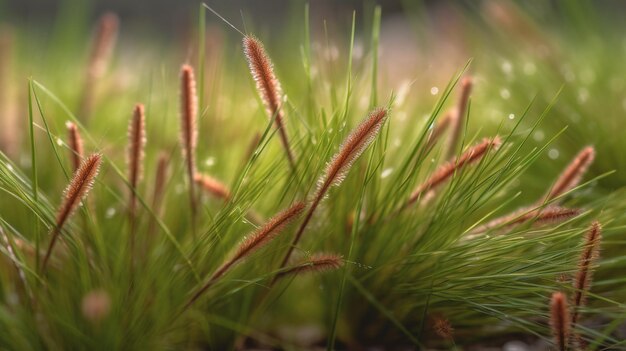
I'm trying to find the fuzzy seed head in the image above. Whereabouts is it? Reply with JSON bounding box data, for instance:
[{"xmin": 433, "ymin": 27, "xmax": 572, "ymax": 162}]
[
  {"xmin": 433, "ymin": 317, "xmax": 454, "ymax": 339},
  {"xmin": 243, "ymin": 35, "xmax": 283, "ymax": 121},
  {"xmin": 234, "ymin": 202, "xmax": 306, "ymax": 262},
  {"xmin": 88, "ymin": 12, "xmax": 119, "ymax": 77},
  {"xmin": 318, "ymin": 108, "xmax": 388, "ymax": 196},
  {"xmin": 66, "ymin": 122, "xmax": 84, "ymax": 172},
  {"xmin": 550, "ymin": 292, "xmax": 570, "ymax": 351},
  {"xmin": 127, "ymin": 103, "xmax": 146, "ymax": 188},
  {"xmin": 572, "ymin": 221, "xmax": 602, "ymax": 325},
  {"xmin": 545, "ymin": 146, "xmax": 595, "ymax": 202},
  {"xmin": 180, "ymin": 64, "xmax": 198, "ymax": 174},
  {"xmin": 277, "ymin": 253, "xmax": 343, "ymax": 280},
  {"xmin": 58, "ymin": 153, "xmax": 102, "ymax": 226},
  {"xmin": 194, "ymin": 173, "xmax": 230, "ymax": 200},
  {"xmin": 81, "ymin": 289, "xmax": 111, "ymax": 324}
]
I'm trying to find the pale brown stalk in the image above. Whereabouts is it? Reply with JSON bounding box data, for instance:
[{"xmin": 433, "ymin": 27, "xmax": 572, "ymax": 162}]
[
  {"xmin": 194, "ymin": 173, "xmax": 230, "ymax": 200},
  {"xmin": 543, "ymin": 146, "xmax": 595, "ymax": 203},
  {"xmin": 66, "ymin": 122, "xmax": 84, "ymax": 172},
  {"xmin": 243, "ymin": 35, "xmax": 296, "ymax": 169},
  {"xmin": 42, "ymin": 154, "xmax": 102, "ymax": 272},
  {"xmin": 80, "ymin": 12, "xmax": 119, "ymax": 119},
  {"xmin": 405, "ymin": 136, "xmax": 501, "ymax": 209},
  {"xmin": 471, "ymin": 206, "xmax": 581, "ymax": 234},
  {"xmin": 183, "ymin": 202, "xmax": 305, "ymax": 310},
  {"xmin": 180, "ymin": 64, "xmax": 198, "ymax": 223},
  {"xmin": 550, "ymin": 292, "xmax": 570, "ymax": 351},
  {"xmin": 447, "ymin": 76, "xmax": 473, "ymax": 159},
  {"xmin": 275, "ymin": 108, "xmax": 388, "ymax": 281},
  {"xmin": 275, "ymin": 253, "xmax": 343, "ymax": 280},
  {"xmin": 127, "ymin": 104, "xmax": 146, "ymax": 265},
  {"xmin": 571, "ymin": 221, "xmax": 601, "ymax": 327}
]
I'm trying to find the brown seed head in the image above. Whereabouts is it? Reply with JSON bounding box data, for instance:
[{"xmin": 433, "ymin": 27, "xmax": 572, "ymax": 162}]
[
  {"xmin": 544, "ymin": 146, "xmax": 595, "ymax": 202},
  {"xmin": 81, "ymin": 289, "xmax": 111, "ymax": 324},
  {"xmin": 572, "ymin": 221, "xmax": 602, "ymax": 326},
  {"xmin": 194, "ymin": 173, "xmax": 230, "ymax": 200},
  {"xmin": 550, "ymin": 292, "xmax": 570, "ymax": 351},
  {"xmin": 407, "ymin": 136, "xmax": 501, "ymax": 207},
  {"xmin": 66, "ymin": 122, "xmax": 84, "ymax": 172},
  {"xmin": 447, "ymin": 76, "xmax": 473, "ymax": 159},
  {"xmin": 276, "ymin": 253, "xmax": 343, "ymax": 280},
  {"xmin": 433, "ymin": 317, "xmax": 454, "ymax": 339},
  {"xmin": 88, "ymin": 12, "xmax": 119, "ymax": 78},
  {"xmin": 127, "ymin": 104, "xmax": 146, "ymax": 189}
]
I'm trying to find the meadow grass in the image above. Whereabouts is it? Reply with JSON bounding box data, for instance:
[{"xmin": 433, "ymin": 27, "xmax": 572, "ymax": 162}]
[{"xmin": 0, "ymin": 1, "xmax": 625, "ymax": 349}]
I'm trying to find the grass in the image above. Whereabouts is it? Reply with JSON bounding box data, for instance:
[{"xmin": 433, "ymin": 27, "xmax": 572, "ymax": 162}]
[{"xmin": 0, "ymin": 1, "xmax": 625, "ymax": 349}]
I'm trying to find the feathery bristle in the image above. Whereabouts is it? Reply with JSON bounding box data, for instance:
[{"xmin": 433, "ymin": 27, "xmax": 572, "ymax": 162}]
[
  {"xmin": 180, "ymin": 64, "xmax": 198, "ymax": 216},
  {"xmin": 184, "ymin": 202, "xmax": 306, "ymax": 310},
  {"xmin": 66, "ymin": 122, "xmax": 84, "ymax": 172},
  {"xmin": 275, "ymin": 108, "xmax": 388, "ymax": 276},
  {"xmin": 433, "ymin": 317, "xmax": 454, "ymax": 339},
  {"xmin": 276, "ymin": 253, "xmax": 343, "ymax": 280},
  {"xmin": 194, "ymin": 173, "xmax": 230, "ymax": 200},
  {"xmin": 550, "ymin": 292, "xmax": 570, "ymax": 351},
  {"xmin": 571, "ymin": 221, "xmax": 602, "ymax": 327},
  {"xmin": 471, "ymin": 206, "xmax": 581, "ymax": 234},
  {"xmin": 42, "ymin": 153, "xmax": 102, "ymax": 271},
  {"xmin": 406, "ymin": 136, "xmax": 501, "ymax": 208},
  {"xmin": 544, "ymin": 146, "xmax": 595, "ymax": 203},
  {"xmin": 447, "ymin": 76, "xmax": 473, "ymax": 159},
  {"xmin": 243, "ymin": 35, "xmax": 295, "ymax": 168}
]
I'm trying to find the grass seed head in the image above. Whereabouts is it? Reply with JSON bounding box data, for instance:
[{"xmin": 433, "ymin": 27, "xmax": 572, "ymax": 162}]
[
  {"xmin": 550, "ymin": 291, "xmax": 570, "ymax": 351},
  {"xmin": 66, "ymin": 122, "xmax": 84, "ymax": 172}
]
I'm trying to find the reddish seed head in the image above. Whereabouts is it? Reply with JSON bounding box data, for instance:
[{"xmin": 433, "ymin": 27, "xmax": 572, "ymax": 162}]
[
  {"xmin": 81, "ymin": 289, "xmax": 111, "ymax": 324},
  {"xmin": 433, "ymin": 317, "xmax": 454, "ymax": 339},
  {"xmin": 194, "ymin": 173, "xmax": 231, "ymax": 200},
  {"xmin": 66, "ymin": 122, "xmax": 84, "ymax": 172},
  {"xmin": 572, "ymin": 221, "xmax": 602, "ymax": 326},
  {"xmin": 276, "ymin": 253, "xmax": 343, "ymax": 280},
  {"xmin": 545, "ymin": 146, "xmax": 595, "ymax": 202},
  {"xmin": 550, "ymin": 292, "xmax": 570, "ymax": 351}
]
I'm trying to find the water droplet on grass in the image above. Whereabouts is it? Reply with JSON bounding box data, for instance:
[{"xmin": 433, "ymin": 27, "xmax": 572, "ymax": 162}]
[{"xmin": 548, "ymin": 148, "xmax": 559, "ymax": 159}]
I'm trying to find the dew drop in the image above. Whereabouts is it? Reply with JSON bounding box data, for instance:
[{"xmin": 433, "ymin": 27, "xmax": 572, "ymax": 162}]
[
  {"xmin": 508, "ymin": 113, "xmax": 515, "ymax": 120},
  {"xmin": 430, "ymin": 86, "xmax": 439, "ymax": 95},
  {"xmin": 204, "ymin": 157, "xmax": 215, "ymax": 167},
  {"xmin": 548, "ymin": 148, "xmax": 559, "ymax": 159},
  {"xmin": 533, "ymin": 130, "xmax": 545, "ymax": 142},
  {"xmin": 501, "ymin": 61, "xmax": 513, "ymax": 74},
  {"xmin": 500, "ymin": 88, "xmax": 511, "ymax": 100},
  {"xmin": 381, "ymin": 168, "xmax": 393, "ymax": 179},
  {"xmin": 56, "ymin": 137, "xmax": 63, "ymax": 146},
  {"xmin": 105, "ymin": 207, "xmax": 116, "ymax": 218}
]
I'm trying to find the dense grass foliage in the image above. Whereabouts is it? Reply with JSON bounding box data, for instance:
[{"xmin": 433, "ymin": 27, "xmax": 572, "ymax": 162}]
[{"xmin": 0, "ymin": 1, "xmax": 624, "ymax": 349}]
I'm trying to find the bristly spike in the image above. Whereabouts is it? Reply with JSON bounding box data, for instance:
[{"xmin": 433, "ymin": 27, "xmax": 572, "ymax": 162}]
[
  {"xmin": 423, "ymin": 110, "xmax": 453, "ymax": 154},
  {"xmin": 183, "ymin": 202, "xmax": 306, "ymax": 310},
  {"xmin": 194, "ymin": 173, "xmax": 230, "ymax": 200},
  {"xmin": 66, "ymin": 122, "xmax": 84, "ymax": 172},
  {"xmin": 276, "ymin": 253, "xmax": 343, "ymax": 280},
  {"xmin": 243, "ymin": 35, "xmax": 296, "ymax": 169},
  {"xmin": 543, "ymin": 146, "xmax": 595, "ymax": 203},
  {"xmin": 180, "ymin": 64, "xmax": 198, "ymax": 221},
  {"xmin": 447, "ymin": 76, "xmax": 473, "ymax": 159},
  {"xmin": 571, "ymin": 221, "xmax": 602, "ymax": 327},
  {"xmin": 274, "ymin": 108, "xmax": 388, "ymax": 282},
  {"xmin": 405, "ymin": 136, "xmax": 501, "ymax": 209},
  {"xmin": 550, "ymin": 292, "xmax": 570, "ymax": 351},
  {"xmin": 127, "ymin": 103, "xmax": 146, "ymax": 266},
  {"xmin": 471, "ymin": 206, "xmax": 581, "ymax": 234},
  {"xmin": 42, "ymin": 153, "xmax": 102, "ymax": 272}
]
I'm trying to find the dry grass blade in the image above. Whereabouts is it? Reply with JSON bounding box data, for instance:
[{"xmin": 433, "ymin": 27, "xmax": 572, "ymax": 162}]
[
  {"xmin": 183, "ymin": 202, "xmax": 306, "ymax": 310},
  {"xmin": 543, "ymin": 146, "xmax": 595, "ymax": 203},
  {"xmin": 42, "ymin": 153, "xmax": 102, "ymax": 272},
  {"xmin": 571, "ymin": 221, "xmax": 601, "ymax": 327},
  {"xmin": 275, "ymin": 253, "xmax": 343, "ymax": 280},
  {"xmin": 243, "ymin": 35, "xmax": 296, "ymax": 169},
  {"xmin": 194, "ymin": 173, "xmax": 230, "ymax": 200},
  {"xmin": 405, "ymin": 136, "xmax": 501, "ymax": 209},
  {"xmin": 275, "ymin": 107, "xmax": 388, "ymax": 279},
  {"xmin": 447, "ymin": 76, "xmax": 473, "ymax": 159},
  {"xmin": 66, "ymin": 122, "xmax": 84, "ymax": 172},
  {"xmin": 550, "ymin": 292, "xmax": 570, "ymax": 351},
  {"xmin": 180, "ymin": 64, "xmax": 198, "ymax": 219}
]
